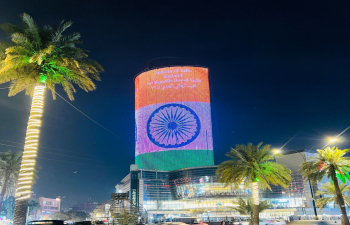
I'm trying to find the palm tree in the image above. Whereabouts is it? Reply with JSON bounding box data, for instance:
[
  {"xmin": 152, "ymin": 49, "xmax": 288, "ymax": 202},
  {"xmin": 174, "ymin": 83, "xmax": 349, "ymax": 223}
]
[
  {"xmin": 27, "ymin": 198, "xmax": 41, "ymax": 220},
  {"xmin": 233, "ymin": 198, "xmax": 272, "ymax": 224},
  {"xmin": 0, "ymin": 151, "xmax": 22, "ymax": 212},
  {"xmin": 0, "ymin": 13, "xmax": 103, "ymax": 225},
  {"xmin": 1, "ymin": 196, "xmax": 15, "ymax": 220},
  {"xmin": 115, "ymin": 209, "xmax": 138, "ymax": 225},
  {"xmin": 299, "ymin": 147, "xmax": 350, "ymax": 225},
  {"xmin": 216, "ymin": 142, "xmax": 292, "ymax": 225},
  {"xmin": 315, "ymin": 182, "xmax": 350, "ymax": 211}
]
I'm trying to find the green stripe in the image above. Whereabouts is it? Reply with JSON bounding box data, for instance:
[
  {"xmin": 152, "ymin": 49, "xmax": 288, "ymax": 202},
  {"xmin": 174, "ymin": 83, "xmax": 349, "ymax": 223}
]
[{"xmin": 136, "ymin": 150, "xmax": 214, "ymax": 171}]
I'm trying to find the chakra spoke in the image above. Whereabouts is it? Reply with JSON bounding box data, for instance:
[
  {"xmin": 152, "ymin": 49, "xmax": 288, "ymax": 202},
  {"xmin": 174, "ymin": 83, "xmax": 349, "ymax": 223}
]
[{"xmin": 147, "ymin": 104, "xmax": 201, "ymax": 148}]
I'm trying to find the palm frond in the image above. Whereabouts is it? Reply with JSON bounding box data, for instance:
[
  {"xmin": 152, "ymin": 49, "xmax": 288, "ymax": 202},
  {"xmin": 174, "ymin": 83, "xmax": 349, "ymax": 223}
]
[
  {"xmin": 0, "ymin": 14, "xmax": 103, "ymax": 99},
  {"xmin": 0, "ymin": 150, "xmax": 22, "ymax": 201},
  {"xmin": 315, "ymin": 182, "xmax": 350, "ymax": 212},
  {"xmin": 22, "ymin": 13, "xmax": 41, "ymax": 48},
  {"xmin": 11, "ymin": 33, "xmax": 29, "ymax": 45},
  {"xmin": 217, "ymin": 143, "xmax": 291, "ymax": 191},
  {"xmin": 0, "ymin": 23, "xmax": 23, "ymax": 35},
  {"xmin": 232, "ymin": 198, "xmax": 272, "ymax": 216},
  {"xmin": 52, "ymin": 20, "xmax": 73, "ymax": 42}
]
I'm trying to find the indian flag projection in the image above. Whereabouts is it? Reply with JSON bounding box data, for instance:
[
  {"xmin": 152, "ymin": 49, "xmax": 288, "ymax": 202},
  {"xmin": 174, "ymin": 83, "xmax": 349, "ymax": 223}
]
[{"xmin": 135, "ymin": 66, "xmax": 214, "ymax": 171}]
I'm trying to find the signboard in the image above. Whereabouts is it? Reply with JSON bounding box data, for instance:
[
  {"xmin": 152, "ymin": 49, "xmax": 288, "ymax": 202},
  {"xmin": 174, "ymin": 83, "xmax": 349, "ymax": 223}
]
[
  {"xmin": 111, "ymin": 193, "xmax": 129, "ymax": 200},
  {"xmin": 135, "ymin": 66, "xmax": 214, "ymax": 171}
]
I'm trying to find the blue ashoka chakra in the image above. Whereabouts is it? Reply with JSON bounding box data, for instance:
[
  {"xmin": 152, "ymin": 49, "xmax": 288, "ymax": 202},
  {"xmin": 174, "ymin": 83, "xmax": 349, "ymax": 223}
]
[{"xmin": 147, "ymin": 104, "xmax": 201, "ymax": 148}]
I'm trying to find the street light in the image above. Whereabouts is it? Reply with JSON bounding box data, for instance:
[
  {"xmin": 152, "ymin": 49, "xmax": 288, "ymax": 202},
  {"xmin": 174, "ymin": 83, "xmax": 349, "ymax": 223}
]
[
  {"xmin": 322, "ymin": 136, "xmax": 341, "ymax": 149},
  {"xmin": 273, "ymin": 149, "xmax": 318, "ymax": 220},
  {"xmin": 273, "ymin": 149, "xmax": 281, "ymax": 154},
  {"xmin": 328, "ymin": 138, "xmax": 338, "ymax": 143}
]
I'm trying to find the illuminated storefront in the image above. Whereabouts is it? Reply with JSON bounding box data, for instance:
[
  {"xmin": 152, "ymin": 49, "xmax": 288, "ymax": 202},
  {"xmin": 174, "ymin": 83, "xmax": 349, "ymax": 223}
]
[{"xmin": 117, "ymin": 165, "xmax": 309, "ymax": 219}]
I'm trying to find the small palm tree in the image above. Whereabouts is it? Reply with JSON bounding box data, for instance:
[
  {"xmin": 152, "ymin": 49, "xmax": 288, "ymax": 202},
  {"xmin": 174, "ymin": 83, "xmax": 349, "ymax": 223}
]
[
  {"xmin": 1, "ymin": 196, "xmax": 15, "ymax": 220},
  {"xmin": 0, "ymin": 13, "xmax": 103, "ymax": 225},
  {"xmin": 233, "ymin": 198, "xmax": 272, "ymax": 222},
  {"xmin": 299, "ymin": 147, "xmax": 350, "ymax": 225},
  {"xmin": 27, "ymin": 198, "xmax": 41, "ymax": 220},
  {"xmin": 315, "ymin": 182, "xmax": 350, "ymax": 211},
  {"xmin": 216, "ymin": 142, "xmax": 292, "ymax": 225},
  {"xmin": 0, "ymin": 151, "xmax": 22, "ymax": 212},
  {"xmin": 115, "ymin": 209, "xmax": 138, "ymax": 225}
]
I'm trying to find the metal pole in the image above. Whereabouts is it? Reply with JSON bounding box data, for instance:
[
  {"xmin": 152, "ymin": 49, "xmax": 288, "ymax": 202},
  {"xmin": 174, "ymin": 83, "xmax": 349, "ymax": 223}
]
[
  {"xmin": 298, "ymin": 151, "xmax": 318, "ymax": 220},
  {"xmin": 308, "ymin": 179, "xmax": 318, "ymax": 219}
]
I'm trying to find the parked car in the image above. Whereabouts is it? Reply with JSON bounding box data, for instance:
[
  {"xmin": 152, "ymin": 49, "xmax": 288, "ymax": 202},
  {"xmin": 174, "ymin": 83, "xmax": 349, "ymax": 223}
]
[
  {"xmin": 233, "ymin": 218, "xmax": 250, "ymax": 225},
  {"xmin": 27, "ymin": 220, "xmax": 66, "ymax": 225},
  {"xmin": 259, "ymin": 219, "xmax": 287, "ymax": 225},
  {"xmin": 74, "ymin": 222, "xmax": 91, "ymax": 225},
  {"xmin": 161, "ymin": 222, "xmax": 188, "ymax": 225},
  {"xmin": 290, "ymin": 221, "xmax": 329, "ymax": 225}
]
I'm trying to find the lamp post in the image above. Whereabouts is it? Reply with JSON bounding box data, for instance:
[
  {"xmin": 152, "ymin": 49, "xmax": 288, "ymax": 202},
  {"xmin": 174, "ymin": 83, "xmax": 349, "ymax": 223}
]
[
  {"xmin": 55, "ymin": 197, "xmax": 61, "ymax": 220},
  {"xmin": 273, "ymin": 149, "xmax": 318, "ymax": 220}
]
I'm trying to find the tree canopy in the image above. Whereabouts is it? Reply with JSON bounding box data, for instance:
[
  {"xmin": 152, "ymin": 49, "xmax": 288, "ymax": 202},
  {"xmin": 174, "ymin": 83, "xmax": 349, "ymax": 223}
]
[
  {"xmin": 315, "ymin": 182, "xmax": 350, "ymax": 211},
  {"xmin": 0, "ymin": 150, "xmax": 22, "ymax": 211},
  {"xmin": 216, "ymin": 142, "xmax": 292, "ymax": 190},
  {"xmin": 299, "ymin": 147, "xmax": 350, "ymax": 183},
  {"xmin": 233, "ymin": 198, "xmax": 272, "ymax": 216},
  {"xmin": 51, "ymin": 210, "xmax": 90, "ymax": 222},
  {"xmin": 0, "ymin": 13, "xmax": 104, "ymax": 100}
]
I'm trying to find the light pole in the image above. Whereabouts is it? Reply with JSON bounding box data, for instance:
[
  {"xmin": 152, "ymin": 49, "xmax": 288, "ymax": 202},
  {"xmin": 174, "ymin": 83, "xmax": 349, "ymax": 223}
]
[
  {"xmin": 55, "ymin": 197, "xmax": 61, "ymax": 220},
  {"xmin": 273, "ymin": 149, "xmax": 318, "ymax": 219}
]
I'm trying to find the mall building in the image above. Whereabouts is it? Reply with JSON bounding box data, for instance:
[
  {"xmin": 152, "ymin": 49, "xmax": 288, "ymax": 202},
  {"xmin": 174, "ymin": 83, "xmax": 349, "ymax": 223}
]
[
  {"xmin": 116, "ymin": 60, "xmax": 321, "ymax": 221},
  {"xmin": 116, "ymin": 151, "xmax": 316, "ymax": 221}
]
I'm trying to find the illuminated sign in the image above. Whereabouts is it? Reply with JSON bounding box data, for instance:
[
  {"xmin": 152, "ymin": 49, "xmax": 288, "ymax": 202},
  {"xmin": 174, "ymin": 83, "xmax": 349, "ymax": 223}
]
[
  {"xmin": 111, "ymin": 193, "xmax": 128, "ymax": 200},
  {"xmin": 135, "ymin": 66, "xmax": 214, "ymax": 171},
  {"xmin": 132, "ymin": 189, "xmax": 137, "ymax": 205},
  {"xmin": 183, "ymin": 202, "xmax": 238, "ymax": 209}
]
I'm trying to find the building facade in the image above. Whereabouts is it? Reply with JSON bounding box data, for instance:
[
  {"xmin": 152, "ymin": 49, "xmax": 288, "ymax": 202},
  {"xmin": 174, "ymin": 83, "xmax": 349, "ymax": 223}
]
[
  {"xmin": 135, "ymin": 66, "xmax": 214, "ymax": 171},
  {"xmin": 118, "ymin": 61, "xmax": 325, "ymax": 221},
  {"xmin": 38, "ymin": 197, "xmax": 61, "ymax": 219},
  {"xmin": 117, "ymin": 158, "xmax": 315, "ymax": 221},
  {"xmin": 72, "ymin": 201, "xmax": 99, "ymax": 213}
]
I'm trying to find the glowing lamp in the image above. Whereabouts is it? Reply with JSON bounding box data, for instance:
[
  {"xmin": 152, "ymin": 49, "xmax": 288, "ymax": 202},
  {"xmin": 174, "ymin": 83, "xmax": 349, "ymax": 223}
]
[
  {"xmin": 273, "ymin": 149, "xmax": 281, "ymax": 154},
  {"xmin": 329, "ymin": 138, "xmax": 338, "ymax": 143}
]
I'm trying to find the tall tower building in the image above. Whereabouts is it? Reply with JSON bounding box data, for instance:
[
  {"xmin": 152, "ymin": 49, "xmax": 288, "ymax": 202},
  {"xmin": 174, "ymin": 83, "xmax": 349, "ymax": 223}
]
[{"xmin": 135, "ymin": 64, "xmax": 214, "ymax": 171}]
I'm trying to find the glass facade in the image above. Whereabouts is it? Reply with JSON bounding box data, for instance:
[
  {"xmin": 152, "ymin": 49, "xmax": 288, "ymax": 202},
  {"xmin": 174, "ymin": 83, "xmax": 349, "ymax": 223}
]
[
  {"xmin": 124, "ymin": 166, "xmax": 310, "ymax": 213},
  {"xmin": 140, "ymin": 170, "xmax": 172, "ymax": 211},
  {"xmin": 262, "ymin": 173, "xmax": 307, "ymax": 208},
  {"xmin": 117, "ymin": 164, "xmax": 313, "ymax": 220},
  {"xmin": 169, "ymin": 167, "xmax": 249, "ymax": 200}
]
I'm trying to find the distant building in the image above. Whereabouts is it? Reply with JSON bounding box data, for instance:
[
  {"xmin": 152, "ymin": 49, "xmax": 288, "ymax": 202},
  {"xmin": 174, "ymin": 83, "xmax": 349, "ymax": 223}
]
[
  {"xmin": 72, "ymin": 201, "xmax": 99, "ymax": 213},
  {"xmin": 38, "ymin": 197, "xmax": 60, "ymax": 219}
]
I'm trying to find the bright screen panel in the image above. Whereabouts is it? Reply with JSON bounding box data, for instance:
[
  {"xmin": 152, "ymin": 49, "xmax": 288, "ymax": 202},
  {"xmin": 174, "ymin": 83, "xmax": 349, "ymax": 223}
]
[{"xmin": 135, "ymin": 66, "xmax": 214, "ymax": 171}]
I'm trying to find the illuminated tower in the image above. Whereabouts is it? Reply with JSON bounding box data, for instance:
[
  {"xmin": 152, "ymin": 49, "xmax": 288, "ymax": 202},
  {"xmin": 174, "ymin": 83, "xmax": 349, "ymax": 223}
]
[{"xmin": 135, "ymin": 64, "xmax": 214, "ymax": 171}]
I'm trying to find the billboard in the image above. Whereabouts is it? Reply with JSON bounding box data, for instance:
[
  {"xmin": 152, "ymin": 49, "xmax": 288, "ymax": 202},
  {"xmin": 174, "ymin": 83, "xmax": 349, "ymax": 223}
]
[{"xmin": 135, "ymin": 66, "xmax": 214, "ymax": 171}]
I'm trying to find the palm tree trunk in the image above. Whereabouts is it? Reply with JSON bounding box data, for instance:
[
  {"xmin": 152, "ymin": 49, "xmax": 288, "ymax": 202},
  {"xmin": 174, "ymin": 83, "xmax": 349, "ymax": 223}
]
[
  {"xmin": 0, "ymin": 174, "xmax": 10, "ymax": 212},
  {"xmin": 14, "ymin": 199, "xmax": 29, "ymax": 225},
  {"xmin": 333, "ymin": 173, "xmax": 350, "ymax": 225},
  {"xmin": 13, "ymin": 85, "xmax": 46, "ymax": 225},
  {"xmin": 251, "ymin": 182, "xmax": 259, "ymax": 225}
]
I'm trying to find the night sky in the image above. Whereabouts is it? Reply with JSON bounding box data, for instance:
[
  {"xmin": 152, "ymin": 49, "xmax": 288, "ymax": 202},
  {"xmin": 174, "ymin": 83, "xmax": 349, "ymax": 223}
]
[{"xmin": 0, "ymin": 0, "xmax": 350, "ymax": 208}]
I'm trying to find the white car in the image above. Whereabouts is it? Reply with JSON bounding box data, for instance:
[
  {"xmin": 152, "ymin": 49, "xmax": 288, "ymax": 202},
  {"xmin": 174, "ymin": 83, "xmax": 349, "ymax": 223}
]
[
  {"xmin": 233, "ymin": 219, "xmax": 250, "ymax": 225},
  {"xmin": 161, "ymin": 223, "xmax": 187, "ymax": 225},
  {"xmin": 259, "ymin": 219, "xmax": 286, "ymax": 225}
]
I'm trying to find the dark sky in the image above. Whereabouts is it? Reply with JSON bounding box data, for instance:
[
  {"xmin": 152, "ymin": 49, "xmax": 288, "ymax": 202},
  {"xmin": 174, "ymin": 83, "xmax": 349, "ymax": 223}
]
[{"xmin": 0, "ymin": 0, "xmax": 350, "ymax": 207}]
